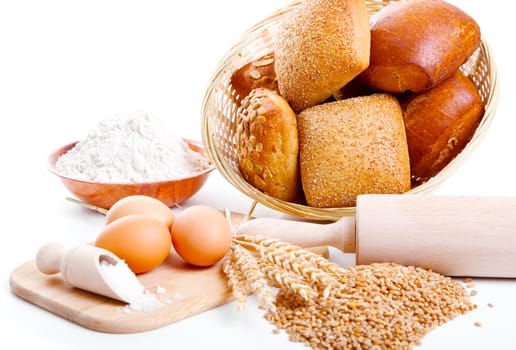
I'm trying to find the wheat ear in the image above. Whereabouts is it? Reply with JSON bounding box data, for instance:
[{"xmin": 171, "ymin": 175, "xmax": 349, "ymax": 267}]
[
  {"xmin": 231, "ymin": 244, "xmax": 276, "ymax": 312},
  {"xmin": 222, "ymin": 247, "xmax": 249, "ymax": 310},
  {"xmin": 234, "ymin": 235, "xmax": 338, "ymax": 298},
  {"xmin": 258, "ymin": 260, "xmax": 318, "ymax": 301}
]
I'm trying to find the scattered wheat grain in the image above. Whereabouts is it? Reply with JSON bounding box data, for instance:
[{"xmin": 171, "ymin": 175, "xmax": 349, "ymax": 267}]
[
  {"xmin": 265, "ymin": 263, "xmax": 475, "ymax": 349},
  {"xmin": 225, "ymin": 235, "xmax": 475, "ymax": 349}
]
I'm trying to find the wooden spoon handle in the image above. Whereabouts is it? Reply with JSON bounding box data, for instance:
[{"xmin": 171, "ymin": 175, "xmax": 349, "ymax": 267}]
[{"xmin": 236, "ymin": 216, "xmax": 356, "ymax": 253}]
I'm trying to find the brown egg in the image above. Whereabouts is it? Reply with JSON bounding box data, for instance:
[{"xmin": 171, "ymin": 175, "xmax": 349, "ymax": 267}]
[
  {"xmin": 171, "ymin": 206, "xmax": 232, "ymax": 267},
  {"xmin": 95, "ymin": 214, "xmax": 171, "ymax": 274},
  {"xmin": 105, "ymin": 195, "xmax": 175, "ymax": 231}
]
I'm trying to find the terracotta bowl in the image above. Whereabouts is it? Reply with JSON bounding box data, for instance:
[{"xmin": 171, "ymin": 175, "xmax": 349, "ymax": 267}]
[{"xmin": 48, "ymin": 139, "xmax": 216, "ymax": 209}]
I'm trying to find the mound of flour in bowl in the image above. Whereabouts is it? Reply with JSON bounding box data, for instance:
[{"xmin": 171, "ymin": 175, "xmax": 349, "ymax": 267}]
[{"xmin": 56, "ymin": 111, "xmax": 211, "ymax": 183}]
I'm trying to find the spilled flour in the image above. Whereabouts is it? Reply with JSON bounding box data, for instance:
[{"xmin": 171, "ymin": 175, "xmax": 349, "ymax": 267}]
[{"xmin": 99, "ymin": 259, "xmax": 162, "ymax": 313}]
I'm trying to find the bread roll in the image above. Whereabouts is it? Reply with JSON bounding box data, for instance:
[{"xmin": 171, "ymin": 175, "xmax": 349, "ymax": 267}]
[
  {"xmin": 230, "ymin": 53, "xmax": 278, "ymax": 104},
  {"xmin": 298, "ymin": 94, "xmax": 411, "ymax": 208},
  {"xmin": 402, "ymin": 70, "xmax": 485, "ymax": 184},
  {"xmin": 274, "ymin": 0, "xmax": 370, "ymax": 113},
  {"xmin": 360, "ymin": 0, "xmax": 481, "ymax": 93},
  {"xmin": 236, "ymin": 88, "xmax": 301, "ymax": 202}
]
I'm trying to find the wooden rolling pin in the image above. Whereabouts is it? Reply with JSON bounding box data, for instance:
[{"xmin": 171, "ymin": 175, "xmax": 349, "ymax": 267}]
[{"xmin": 237, "ymin": 194, "xmax": 516, "ymax": 277}]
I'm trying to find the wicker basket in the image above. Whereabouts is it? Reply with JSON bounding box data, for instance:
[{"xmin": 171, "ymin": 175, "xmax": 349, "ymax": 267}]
[{"xmin": 201, "ymin": 0, "xmax": 499, "ymax": 221}]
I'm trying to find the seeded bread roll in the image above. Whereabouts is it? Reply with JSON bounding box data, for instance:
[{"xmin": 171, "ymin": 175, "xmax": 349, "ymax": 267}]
[
  {"xmin": 298, "ymin": 94, "xmax": 411, "ymax": 208},
  {"xmin": 236, "ymin": 88, "xmax": 301, "ymax": 202},
  {"xmin": 230, "ymin": 53, "xmax": 278, "ymax": 104},
  {"xmin": 274, "ymin": 0, "xmax": 370, "ymax": 113},
  {"xmin": 402, "ymin": 70, "xmax": 485, "ymax": 184},
  {"xmin": 360, "ymin": 0, "xmax": 481, "ymax": 93}
]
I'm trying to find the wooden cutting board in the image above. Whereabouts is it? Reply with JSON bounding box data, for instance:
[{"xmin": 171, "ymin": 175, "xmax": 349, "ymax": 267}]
[
  {"xmin": 9, "ymin": 211, "xmax": 327, "ymax": 334},
  {"xmin": 9, "ymin": 211, "xmax": 241, "ymax": 334},
  {"xmin": 10, "ymin": 252, "xmax": 234, "ymax": 333}
]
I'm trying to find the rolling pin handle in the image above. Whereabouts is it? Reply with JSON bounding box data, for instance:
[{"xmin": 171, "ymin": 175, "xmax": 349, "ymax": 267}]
[{"xmin": 236, "ymin": 216, "xmax": 356, "ymax": 253}]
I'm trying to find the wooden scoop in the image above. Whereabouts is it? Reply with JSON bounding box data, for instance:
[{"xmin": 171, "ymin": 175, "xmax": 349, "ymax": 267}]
[
  {"xmin": 36, "ymin": 242, "xmax": 143, "ymax": 303},
  {"xmin": 237, "ymin": 194, "xmax": 516, "ymax": 278}
]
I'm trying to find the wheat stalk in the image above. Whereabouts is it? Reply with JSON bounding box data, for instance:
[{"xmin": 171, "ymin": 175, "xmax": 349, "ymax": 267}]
[
  {"xmin": 234, "ymin": 234, "xmax": 338, "ymax": 298},
  {"xmin": 223, "ymin": 241, "xmax": 276, "ymax": 312},
  {"xmin": 222, "ymin": 248, "xmax": 249, "ymax": 310},
  {"xmin": 258, "ymin": 260, "xmax": 318, "ymax": 301},
  {"xmin": 231, "ymin": 244, "xmax": 276, "ymax": 312}
]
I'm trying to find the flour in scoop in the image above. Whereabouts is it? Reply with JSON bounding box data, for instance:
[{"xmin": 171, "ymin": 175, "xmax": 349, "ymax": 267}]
[
  {"xmin": 99, "ymin": 259, "xmax": 162, "ymax": 313},
  {"xmin": 56, "ymin": 111, "xmax": 211, "ymax": 183}
]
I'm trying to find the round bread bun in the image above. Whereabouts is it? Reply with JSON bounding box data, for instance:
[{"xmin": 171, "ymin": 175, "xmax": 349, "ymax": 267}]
[
  {"xmin": 273, "ymin": 0, "xmax": 370, "ymax": 113},
  {"xmin": 402, "ymin": 70, "xmax": 485, "ymax": 184},
  {"xmin": 230, "ymin": 53, "xmax": 278, "ymax": 105},
  {"xmin": 298, "ymin": 94, "xmax": 411, "ymax": 208},
  {"xmin": 360, "ymin": 0, "xmax": 481, "ymax": 93},
  {"xmin": 236, "ymin": 88, "xmax": 301, "ymax": 202}
]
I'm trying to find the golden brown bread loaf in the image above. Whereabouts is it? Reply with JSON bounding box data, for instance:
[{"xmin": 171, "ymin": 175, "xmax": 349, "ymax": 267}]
[
  {"xmin": 360, "ymin": 0, "xmax": 481, "ymax": 93},
  {"xmin": 235, "ymin": 88, "xmax": 301, "ymax": 202},
  {"xmin": 273, "ymin": 0, "xmax": 370, "ymax": 113},
  {"xmin": 402, "ymin": 70, "xmax": 485, "ymax": 184},
  {"xmin": 230, "ymin": 53, "xmax": 278, "ymax": 104},
  {"xmin": 297, "ymin": 94, "xmax": 411, "ymax": 208}
]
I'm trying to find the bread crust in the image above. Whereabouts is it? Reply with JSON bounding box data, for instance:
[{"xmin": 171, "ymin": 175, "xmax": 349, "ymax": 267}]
[
  {"xmin": 402, "ymin": 70, "xmax": 485, "ymax": 184},
  {"xmin": 274, "ymin": 0, "xmax": 370, "ymax": 113},
  {"xmin": 298, "ymin": 94, "xmax": 411, "ymax": 208},
  {"xmin": 236, "ymin": 88, "xmax": 301, "ymax": 202},
  {"xmin": 361, "ymin": 0, "xmax": 481, "ymax": 93},
  {"xmin": 230, "ymin": 53, "xmax": 278, "ymax": 105}
]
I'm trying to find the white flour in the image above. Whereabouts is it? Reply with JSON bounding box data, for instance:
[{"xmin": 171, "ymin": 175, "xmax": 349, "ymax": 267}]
[
  {"xmin": 56, "ymin": 111, "xmax": 211, "ymax": 183},
  {"xmin": 99, "ymin": 259, "xmax": 162, "ymax": 313}
]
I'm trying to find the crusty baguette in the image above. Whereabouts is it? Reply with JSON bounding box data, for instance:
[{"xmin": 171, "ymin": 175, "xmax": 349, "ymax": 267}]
[
  {"xmin": 236, "ymin": 88, "xmax": 301, "ymax": 202},
  {"xmin": 274, "ymin": 0, "xmax": 370, "ymax": 113},
  {"xmin": 360, "ymin": 0, "xmax": 481, "ymax": 93},
  {"xmin": 402, "ymin": 70, "xmax": 485, "ymax": 184},
  {"xmin": 298, "ymin": 94, "xmax": 411, "ymax": 208}
]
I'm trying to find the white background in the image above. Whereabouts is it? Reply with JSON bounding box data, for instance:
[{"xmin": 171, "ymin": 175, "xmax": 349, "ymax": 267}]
[{"xmin": 1, "ymin": 0, "xmax": 515, "ymax": 349}]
